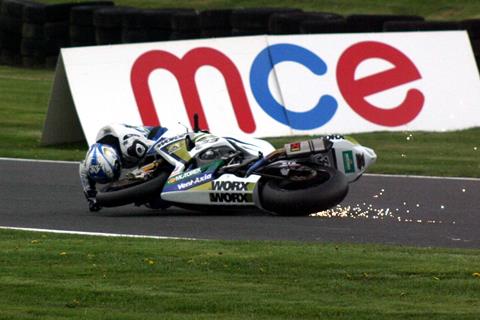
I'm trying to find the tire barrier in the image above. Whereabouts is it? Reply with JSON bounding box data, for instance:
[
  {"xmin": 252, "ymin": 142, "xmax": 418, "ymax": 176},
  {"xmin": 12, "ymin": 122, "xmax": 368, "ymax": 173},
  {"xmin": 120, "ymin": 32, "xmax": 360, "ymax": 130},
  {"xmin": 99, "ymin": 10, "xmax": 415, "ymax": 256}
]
[
  {"xmin": 0, "ymin": 0, "xmax": 25, "ymax": 66},
  {"xmin": 170, "ymin": 10, "xmax": 200, "ymax": 40},
  {"xmin": 461, "ymin": 19, "xmax": 480, "ymax": 72},
  {"xmin": 200, "ymin": 9, "xmax": 232, "ymax": 38},
  {"xmin": 269, "ymin": 11, "xmax": 343, "ymax": 34},
  {"xmin": 121, "ymin": 8, "xmax": 195, "ymax": 43},
  {"xmin": 347, "ymin": 14, "xmax": 424, "ymax": 32},
  {"xmin": 93, "ymin": 6, "xmax": 136, "ymax": 45},
  {"xmin": 13, "ymin": 0, "xmax": 113, "ymax": 68},
  {"xmin": 300, "ymin": 19, "xmax": 348, "ymax": 34},
  {"xmin": 462, "ymin": 19, "xmax": 480, "ymax": 40},
  {"xmin": 383, "ymin": 20, "xmax": 461, "ymax": 32},
  {"xmin": 0, "ymin": 1, "xmax": 477, "ymax": 72},
  {"xmin": 231, "ymin": 8, "xmax": 302, "ymax": 35},
  {"xmin": 70, "ymin": 4, "xmax": 114, "ymax": 46}
]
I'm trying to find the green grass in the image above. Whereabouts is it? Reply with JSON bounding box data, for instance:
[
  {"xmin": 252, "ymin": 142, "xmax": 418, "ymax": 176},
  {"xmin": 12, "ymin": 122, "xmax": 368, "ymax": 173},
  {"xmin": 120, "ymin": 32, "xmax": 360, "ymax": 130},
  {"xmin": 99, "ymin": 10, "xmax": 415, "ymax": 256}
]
[
  {"xmin": 1, "ymin": 229, "xmax": 480, "ymax": 320},
  {"xmin": 0, "ymin": 66, "xmax": 87, "ymax": 160},
  {"xmin": 38, "ymin": 0, "xmax": 480, "ymax": 20}
]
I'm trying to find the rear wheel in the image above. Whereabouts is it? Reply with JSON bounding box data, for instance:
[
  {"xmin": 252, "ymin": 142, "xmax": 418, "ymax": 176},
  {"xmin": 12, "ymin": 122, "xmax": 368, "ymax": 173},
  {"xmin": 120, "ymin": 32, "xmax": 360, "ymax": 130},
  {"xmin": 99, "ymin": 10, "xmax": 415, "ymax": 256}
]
[{"xmin": 254, "ymin": 166, "xmax": 348, "ymax": 216}]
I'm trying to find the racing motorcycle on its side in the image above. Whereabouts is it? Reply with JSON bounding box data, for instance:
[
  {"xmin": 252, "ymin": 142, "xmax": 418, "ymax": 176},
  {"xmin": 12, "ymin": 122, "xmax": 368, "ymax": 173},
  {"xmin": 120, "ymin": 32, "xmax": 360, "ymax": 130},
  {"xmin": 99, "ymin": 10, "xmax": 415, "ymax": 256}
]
[{"xmin": 94, "ymin": 129, "xmax": 376, "ymax": 216}]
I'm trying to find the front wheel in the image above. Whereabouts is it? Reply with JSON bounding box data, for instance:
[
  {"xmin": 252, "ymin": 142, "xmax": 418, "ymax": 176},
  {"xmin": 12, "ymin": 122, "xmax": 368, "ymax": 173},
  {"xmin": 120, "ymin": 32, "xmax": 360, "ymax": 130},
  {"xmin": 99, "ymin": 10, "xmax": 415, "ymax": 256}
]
[
  {"xmin": 253, "ymin": 166, "xmax": 348, "ymax": 216},
  {"xmin": 96, "ymin": 171, "xmax": 171, "ymax": 208}
]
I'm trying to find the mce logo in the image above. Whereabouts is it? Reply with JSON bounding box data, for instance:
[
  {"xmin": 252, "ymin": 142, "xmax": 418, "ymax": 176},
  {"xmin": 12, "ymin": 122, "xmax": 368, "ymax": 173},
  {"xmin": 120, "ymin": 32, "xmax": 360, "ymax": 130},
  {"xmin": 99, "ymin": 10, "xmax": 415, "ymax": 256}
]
[{"xmin": 130, "ymin": 41, "xmax": 424, "ymax": 133}]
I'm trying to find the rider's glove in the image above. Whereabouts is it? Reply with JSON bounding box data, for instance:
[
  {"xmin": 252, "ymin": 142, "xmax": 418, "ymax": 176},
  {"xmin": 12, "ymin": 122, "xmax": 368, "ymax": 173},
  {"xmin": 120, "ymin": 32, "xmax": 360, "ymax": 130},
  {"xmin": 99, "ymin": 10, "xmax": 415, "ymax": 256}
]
[
  {"xmin": 85, "ymin": 189, "xmax": 97, "ymax": 199},
  {"xmin": 87, "ymin": 198, "xmax": 101, "ymax": 212},
  {"xmin": 84, "ymin": 189, "xmax": 101, "ymax": 212}
]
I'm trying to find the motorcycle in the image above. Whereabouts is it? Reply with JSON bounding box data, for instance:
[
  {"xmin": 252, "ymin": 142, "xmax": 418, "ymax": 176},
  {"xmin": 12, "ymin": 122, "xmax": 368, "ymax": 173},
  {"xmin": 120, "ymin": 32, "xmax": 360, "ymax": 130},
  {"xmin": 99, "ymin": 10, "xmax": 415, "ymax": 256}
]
[{"xmin": 94, "ymin": 126, "xmax": 376, "ymax": 216}]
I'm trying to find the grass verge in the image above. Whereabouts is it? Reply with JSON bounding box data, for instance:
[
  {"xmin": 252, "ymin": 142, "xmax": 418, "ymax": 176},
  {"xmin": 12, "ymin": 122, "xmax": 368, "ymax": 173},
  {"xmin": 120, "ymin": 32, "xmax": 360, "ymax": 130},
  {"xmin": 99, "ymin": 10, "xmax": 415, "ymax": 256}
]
[
  {"xmin": 0, "ymin": 66, "xmax": 86, "ymax": 161},
  {"xmin": 1, "ymin": 229, "xmax": 480, "ymax": 319}
]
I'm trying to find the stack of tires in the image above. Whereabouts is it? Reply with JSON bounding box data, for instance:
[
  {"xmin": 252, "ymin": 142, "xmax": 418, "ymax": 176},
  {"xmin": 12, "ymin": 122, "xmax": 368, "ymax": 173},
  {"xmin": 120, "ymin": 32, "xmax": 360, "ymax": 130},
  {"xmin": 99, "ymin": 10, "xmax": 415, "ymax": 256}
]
[
  {"xmin": 21, "ymin": 2, "xmax": 74, "ymax": 68},
  {"xmin": 70, "ymin": 2, "xmax": 114, "ymax": 47},
  {"xmin": 122, "ymin": 8, "xmax": 199, "ymax": 43},
  {"xmin": 93, "ymin": 6, "xmax": 136, "ymax": 45},
  {"xmin": 347, "ymin": 14, "xmax": 424, "ymax": 32},
  {"xmin": 0, "ymin": 0, "xmax": 25, "ymax": 66},
  {"xmin": 269, "ymin": 11, "xmax": 345, "ymax": 34},
  {"xmin": 170, "ymin": 9, "xmax": 200, "ymax": 40},
  {"xmin": 0, "ymin": 1, "xmax": 478, "ymax": 73},
  {"xmin": 20, "ymin": 1, "xmax": 113, "ymax": 68},
  {"xmin": 231, "ymin": 8, "xmax": 302, "ymax": 36},
  {"xmin": 462, "ymin": 19, "xmax": 480, "ymax": 69},
  {"xmin": 200, "ymin": 9, "xmax": 232, "ymax": 38},
  {"xmin": 383, "ymin": 19, "xmax": 460, "ymax": 32}
]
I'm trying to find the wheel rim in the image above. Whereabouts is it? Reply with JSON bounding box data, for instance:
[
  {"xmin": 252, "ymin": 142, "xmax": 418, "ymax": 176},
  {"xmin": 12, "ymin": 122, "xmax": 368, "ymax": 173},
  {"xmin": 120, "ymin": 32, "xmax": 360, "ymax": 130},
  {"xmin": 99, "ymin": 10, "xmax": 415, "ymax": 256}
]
[{"xmin": 275, "ymin": 167, "xmax": 332, "ymax": 191}]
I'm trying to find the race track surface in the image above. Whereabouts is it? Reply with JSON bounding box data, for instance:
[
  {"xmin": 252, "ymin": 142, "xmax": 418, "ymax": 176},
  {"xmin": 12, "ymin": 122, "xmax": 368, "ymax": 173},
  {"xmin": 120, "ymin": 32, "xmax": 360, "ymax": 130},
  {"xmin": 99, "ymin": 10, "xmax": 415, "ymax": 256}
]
[{"xmin": 1, "ymin": 158, "xmax": 479, "ymax": 248}]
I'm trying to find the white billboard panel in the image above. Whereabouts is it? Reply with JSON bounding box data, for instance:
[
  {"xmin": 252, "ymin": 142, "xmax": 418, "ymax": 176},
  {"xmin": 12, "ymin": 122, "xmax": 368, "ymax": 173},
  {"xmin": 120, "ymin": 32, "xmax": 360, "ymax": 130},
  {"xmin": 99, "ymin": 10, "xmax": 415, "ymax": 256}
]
[{"xmin": 42, "ymin": 31, "xmax": 480, "ymax": 145}]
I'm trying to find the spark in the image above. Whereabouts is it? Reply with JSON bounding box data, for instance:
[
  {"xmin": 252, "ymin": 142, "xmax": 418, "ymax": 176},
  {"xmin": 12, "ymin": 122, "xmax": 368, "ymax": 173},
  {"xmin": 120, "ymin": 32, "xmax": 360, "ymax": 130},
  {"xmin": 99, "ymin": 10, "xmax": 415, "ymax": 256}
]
[{"xmin": 310, "ymin": 202, "xmax": 447, "ymax": 225}]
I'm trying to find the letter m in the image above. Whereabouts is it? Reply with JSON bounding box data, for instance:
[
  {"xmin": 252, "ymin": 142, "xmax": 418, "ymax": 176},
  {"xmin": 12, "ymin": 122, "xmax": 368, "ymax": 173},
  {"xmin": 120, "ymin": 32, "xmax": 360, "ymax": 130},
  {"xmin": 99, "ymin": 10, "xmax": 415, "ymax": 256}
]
[{"xmin": 131, "ymin": 48, "xmax": 256, "ymax": 133}]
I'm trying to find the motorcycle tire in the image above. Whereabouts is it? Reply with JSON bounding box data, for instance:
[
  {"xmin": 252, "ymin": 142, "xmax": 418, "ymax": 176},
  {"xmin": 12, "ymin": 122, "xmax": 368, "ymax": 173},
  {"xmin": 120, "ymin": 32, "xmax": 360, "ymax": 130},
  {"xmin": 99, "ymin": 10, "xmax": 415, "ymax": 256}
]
[
  {"xmin": 96, "ymin": 171, "xmax": 170, "ymax": 207},
  {"xmin": 254, "ymin": 166, "xmax": 348, "ymax": 216}
]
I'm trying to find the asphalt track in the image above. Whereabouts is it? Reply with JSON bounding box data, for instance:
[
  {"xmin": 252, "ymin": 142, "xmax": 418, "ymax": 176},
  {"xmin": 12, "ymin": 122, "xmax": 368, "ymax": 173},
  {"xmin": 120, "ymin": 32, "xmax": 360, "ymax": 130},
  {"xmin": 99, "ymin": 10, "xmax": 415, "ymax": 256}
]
[{"xmin": 0, "ymin": 158, "xmax": 479, "ymax": 248}]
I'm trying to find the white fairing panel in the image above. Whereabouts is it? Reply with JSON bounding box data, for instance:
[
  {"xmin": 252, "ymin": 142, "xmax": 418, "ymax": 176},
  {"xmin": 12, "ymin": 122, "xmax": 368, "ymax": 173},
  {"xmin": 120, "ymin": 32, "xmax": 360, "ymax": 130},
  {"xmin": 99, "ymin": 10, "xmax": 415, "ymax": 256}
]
[
  {"xmin": 161, "ymin": 174, "xmax": 259, "ymax": 206},
  {"xmin": 331, "ymin": 139, "xmax": 377, "ymax": 182}
]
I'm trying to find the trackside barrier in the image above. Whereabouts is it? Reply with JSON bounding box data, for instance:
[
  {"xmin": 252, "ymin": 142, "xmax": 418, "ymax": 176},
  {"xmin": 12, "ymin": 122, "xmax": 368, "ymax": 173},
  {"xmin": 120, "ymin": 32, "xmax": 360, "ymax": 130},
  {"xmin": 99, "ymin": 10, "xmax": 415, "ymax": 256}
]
[{"xmin": 41, "ymin": 32, "xmax": 480, "ymax": 145}]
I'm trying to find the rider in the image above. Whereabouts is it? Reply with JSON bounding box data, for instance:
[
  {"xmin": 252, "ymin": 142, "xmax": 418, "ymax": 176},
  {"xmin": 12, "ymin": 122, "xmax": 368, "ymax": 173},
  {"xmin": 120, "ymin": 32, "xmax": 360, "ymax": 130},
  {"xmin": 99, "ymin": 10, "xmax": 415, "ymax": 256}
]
[{"xmin": 79, "ymin": 123, "xmax": 168, "ymax": 212}]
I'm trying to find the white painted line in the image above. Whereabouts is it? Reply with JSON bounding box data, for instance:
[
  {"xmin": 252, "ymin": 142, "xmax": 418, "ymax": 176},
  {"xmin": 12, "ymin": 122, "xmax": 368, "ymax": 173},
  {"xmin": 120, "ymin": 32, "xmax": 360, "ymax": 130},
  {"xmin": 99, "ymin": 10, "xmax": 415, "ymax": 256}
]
[
  {"xmin": 0, "ymin": 157, "xmax": 79, "ymax": 164},
  {"xmin": 364, "ymin": 173, "xmax": 480, "ymax": 182},
  {"xmin": 0, "ymin": 226, "xmax": 199, "ymax": 241}
]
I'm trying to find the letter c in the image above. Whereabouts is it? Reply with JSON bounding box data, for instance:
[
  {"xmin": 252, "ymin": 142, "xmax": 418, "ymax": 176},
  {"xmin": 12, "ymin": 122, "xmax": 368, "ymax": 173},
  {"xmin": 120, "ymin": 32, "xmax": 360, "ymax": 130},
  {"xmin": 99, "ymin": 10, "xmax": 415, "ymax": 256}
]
[{"xmin": 250, "ymin": 43, "xmax": 338, "ymax": 130}]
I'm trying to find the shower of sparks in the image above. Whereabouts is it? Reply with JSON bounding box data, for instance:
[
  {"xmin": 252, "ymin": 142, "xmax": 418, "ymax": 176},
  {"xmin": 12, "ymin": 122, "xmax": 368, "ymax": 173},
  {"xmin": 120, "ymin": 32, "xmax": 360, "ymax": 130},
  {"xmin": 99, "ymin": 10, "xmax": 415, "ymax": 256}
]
[
  {"xmin": 309, "ymin": 187, "xmax": 454, "ymax": 225},
  {"xmin": 310, "ymin": 203, "xmax": 444, "ymax": 224}
]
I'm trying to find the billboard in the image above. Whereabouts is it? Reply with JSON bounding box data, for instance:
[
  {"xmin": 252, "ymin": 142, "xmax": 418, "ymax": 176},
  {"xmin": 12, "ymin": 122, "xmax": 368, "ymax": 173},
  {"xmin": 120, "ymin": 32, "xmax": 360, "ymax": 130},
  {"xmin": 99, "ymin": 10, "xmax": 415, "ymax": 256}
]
[{"xmin": 41, "ymin": 31, "xmax": 480, "ymax": 145}]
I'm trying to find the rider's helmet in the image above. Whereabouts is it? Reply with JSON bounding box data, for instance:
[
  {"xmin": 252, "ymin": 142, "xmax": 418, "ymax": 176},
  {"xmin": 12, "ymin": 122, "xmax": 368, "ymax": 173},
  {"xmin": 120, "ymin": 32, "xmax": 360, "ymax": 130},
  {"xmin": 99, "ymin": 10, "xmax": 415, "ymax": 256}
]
[
  {"xmin": 85, "ymin": 143, "xmax": 121, "ymax": 183},
  {"xmin": 120, "ymin": 134, "xmax": 149, "ymax": 166}
]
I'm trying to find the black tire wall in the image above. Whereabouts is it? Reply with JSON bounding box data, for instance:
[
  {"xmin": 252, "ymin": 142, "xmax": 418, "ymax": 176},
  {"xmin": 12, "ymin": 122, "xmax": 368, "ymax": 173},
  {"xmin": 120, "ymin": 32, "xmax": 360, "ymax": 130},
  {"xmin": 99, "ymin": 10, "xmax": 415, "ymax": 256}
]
[
  {"xmin": 0, "ymin": 1, "xmax": 477, "ymax": 72},
  {"xmin": 269, "ymin": 11, "xmax": 343, "ymax": 34},
  {"xmin": 347, "ymin": 14, "xmax": 424, "ymax": 32}
]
